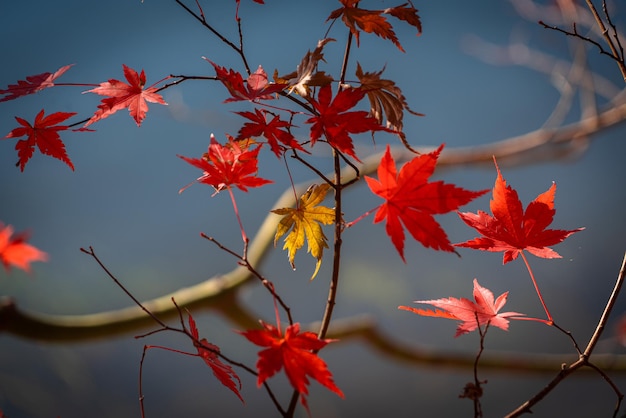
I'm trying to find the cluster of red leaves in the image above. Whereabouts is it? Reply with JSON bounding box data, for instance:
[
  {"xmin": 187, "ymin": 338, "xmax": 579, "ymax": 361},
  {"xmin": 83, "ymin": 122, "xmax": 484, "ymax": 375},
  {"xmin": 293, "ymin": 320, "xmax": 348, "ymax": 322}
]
[
  {"xmin": 400, "ymin": 279, "xmax": 525, "ymax": 337},
  {"xmin": 2, "ymin": 64, "xmax": 166, "ymax": 170},
  {"xmin": 401, "ymin": 158, "xmax": 584, "ymax": 337},
  {"xmin": 364, "ymin": 144, "xmax": 488, "ymax": 262},
  {"xmin": 455, "ymin": 158, "xmax": 584, "ymax": 264},
  {"xmin": 0, "ymin": 223, "xmax": 48, "ymax": 273},
  {"xmin": 178, "ymin": 134, "xmax": 272, "ymax": 194},
  {"xmin": 239, "ymin": 320, "xmax": 344, "ymax": 410}
]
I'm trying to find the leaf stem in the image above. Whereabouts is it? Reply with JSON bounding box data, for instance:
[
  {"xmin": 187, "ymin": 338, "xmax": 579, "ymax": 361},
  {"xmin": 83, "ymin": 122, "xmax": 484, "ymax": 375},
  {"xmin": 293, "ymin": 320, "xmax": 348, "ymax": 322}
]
[
  {"xmin": 227, "ymin": 187, "xmax": 248, "ymax": 243},
  {"xmin": 519, "ymin": 251, "xmax": 553, "ymax": 324}
]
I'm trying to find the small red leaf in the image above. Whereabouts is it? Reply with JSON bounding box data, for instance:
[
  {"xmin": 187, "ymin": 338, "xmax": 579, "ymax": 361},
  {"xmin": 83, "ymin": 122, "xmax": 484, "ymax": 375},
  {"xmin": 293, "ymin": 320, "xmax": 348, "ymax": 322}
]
[
  {"xmin": 4, "ymin": 109, "xmax": 77, "ymax": 171},
  {"xmin": 178, "ymin": 134, "xmax": 272, "ymax": 194},
  {"xmin": 0, "ymin": 64, "xmax": 73, "ymax": 102},
  {"xmin": 208, "ymin": 60, "xmax": 286, "ymax": 102},
  {"xmin": 305, "ymin": 84, "xmax": 391, "ymax": 161},
  {"xmin": 82, "ymin": 64, "xmax": 167, "ymax": 127},
  {"xmin": 188, "ymin": 313, "xmax": 243, "ymax": 402},
  {"xmin": 0, "ymin": 223, "xmax": 48, "ymax": 273},
  {"xmin": 400, "ymin": 279, "xmax": 525, "ymax": 337},
  {"xmin": 236, "ymin": 108, "xmax": 304, "ymax": 157}
]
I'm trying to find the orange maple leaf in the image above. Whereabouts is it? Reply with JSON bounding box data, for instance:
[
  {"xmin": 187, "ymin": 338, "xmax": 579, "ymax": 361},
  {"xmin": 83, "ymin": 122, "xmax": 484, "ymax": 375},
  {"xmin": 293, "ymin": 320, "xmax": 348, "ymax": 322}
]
[
  {"xmin": 327, "ymin": 1, "xmax": 422, "ymax": 52},
  {"xmin": 274, "ymin": 38, "xmax": 335, "ymax": 97},
  {"xmin": 454, "ymin": 158, "xmax": 584, "ymax": 264},
  {"xmin": 399, "ymin": 279, "xmax": 525, "ymax": 337},
  {"xmin": 82, "ymin": 64, "xmax": 167, "ymax": 127},
  {"xmin": 0, "ymin": 223, "xmax": 48, "ymax": 273}
]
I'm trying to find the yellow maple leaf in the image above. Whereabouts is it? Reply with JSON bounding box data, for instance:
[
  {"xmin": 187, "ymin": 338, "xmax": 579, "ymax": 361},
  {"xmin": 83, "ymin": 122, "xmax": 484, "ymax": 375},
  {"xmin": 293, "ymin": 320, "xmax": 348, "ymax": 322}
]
[{"xmin": 271, "ymin": 183, "xmax": 335, "ymax": 280}]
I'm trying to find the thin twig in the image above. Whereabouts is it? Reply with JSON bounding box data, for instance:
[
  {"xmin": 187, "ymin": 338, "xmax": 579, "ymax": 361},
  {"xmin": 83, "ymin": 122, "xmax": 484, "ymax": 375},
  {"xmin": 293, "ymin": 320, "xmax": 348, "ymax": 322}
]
[{"xmin": 505, "ymin": 252, "xmax": 626, "ymax": 417}]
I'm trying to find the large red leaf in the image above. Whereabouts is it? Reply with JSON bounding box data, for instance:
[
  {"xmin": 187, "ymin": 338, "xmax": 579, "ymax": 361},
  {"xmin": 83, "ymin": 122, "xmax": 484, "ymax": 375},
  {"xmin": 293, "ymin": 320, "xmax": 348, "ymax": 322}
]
[
  {"xmin": 455, "ymin": 158, "xmax": 584, "ymax": 264},
  {"xmin": 4, "ymin": 109, "xmax": 77, "ymax": 171},
  {"xmin": 364, "ymin": 144, "xmax": 488, "ymax": 262},
  {"xmin": 82, "ymin": 64, "xmax": 167, "ymax": 127},
  {"xmin": 327, "ymin": 1, "xmax": 422, "ymax": 52}
]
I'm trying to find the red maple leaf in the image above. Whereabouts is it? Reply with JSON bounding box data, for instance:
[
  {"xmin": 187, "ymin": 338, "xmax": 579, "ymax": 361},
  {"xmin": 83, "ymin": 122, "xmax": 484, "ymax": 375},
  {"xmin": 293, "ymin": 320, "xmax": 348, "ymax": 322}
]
[
  {"xmin": 236, "ymin": 108, "xmax": 304, "ymax": 157},
  {"xmin": 82, "ymin": 64, "xmax": 167, "ymax": 127},
  {"xmin": 327, "ymin": 1, "xmax": 422, "ymax": 52},
  {"xmin": 399, "ymin": 279, "xmax": 525, "ymax": 337},
  {"xmin": 4, "ymin": 109, "xmax": 77, "ymax": 171},
  {"xmin": 178, "ymin": 134, "xmax": 272, "ymax": 194},
  {"xmin": 364, "ymin": 144, "xmax": 488, "ymax": 262},
  {"xmin": 0, "ymin": 223, "xmax": 48, "ymax": 273},
  {"xmin": 305, "ymin": 84, "xmax": 390, "ymax": 161},
  {"xmin": 454, "ymin": 158, "xmax": 584, "ymax": 264},
  {"xmin": 0, "ymin": 64, "xmax": 73, "ymax": 103},
  {"xmin": 239, "ymin": 321, "xmax": 344, "ymax": 410},
  {"xmin": 188, "ymin": 313, "xmax": 243, "ymax": 402},
  {"xmin": 207, "ymin": 60, "xmax": 286, "ymax": 102}
]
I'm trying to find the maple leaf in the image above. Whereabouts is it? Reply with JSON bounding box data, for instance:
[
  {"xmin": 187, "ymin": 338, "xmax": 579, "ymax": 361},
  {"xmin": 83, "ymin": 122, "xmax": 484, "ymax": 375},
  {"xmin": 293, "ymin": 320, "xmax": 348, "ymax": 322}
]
[
  {"xmin": 271, "ymin": 183, "xmax": 335, "ymax": 280},
  {"xmin": 239, "ymin": 320, "xmax": 344, "ymax": 410},
  {"xmin": 178, "ymin": 134, "xmax": 272, "ymax": 194},
  {"xmin": 207, "ymin": 60, "xmax": 286, "ymax": 102},
  {"xmin": 0, "ymin": 223, "xmax": 48, "ymax": 273},
  {"xmin": 355, "ymin": 62, "xmax": 423, "ymax": 135},
  {"xmin": 0, "ymin": 64, "xmax": 73, "ymax": 103},
  {"xmin": 364, "ymin": 145, "xmax": 488, "ymax": 262},
  {"xmin": 236, "ymin": 108, "xmax": 305, "ymax": 157},
  {"xmin": 327, "ymin": 1, "xmax": 422, "ymax": 52},
  {"xmin": 82, "ymin": 64, "xmax": 167, "ymax": 127},
  {"xmin": 454, "ymin": 158, "xmax": 584, "ymax": 264},
  {"xmin": 188, "ymin": 312, "xmax": 243, "ymax": 402},
  {"xmin": 399, "ymin": 279, "xmax": 525, "ymax": 337},
  {"xmin": 4, "ymin": 109, "xmax": 77, "ymax": 171},
  {"xmin": 274, "ymin": 38, "xmax": 335, "ymax": 97},
  {"xmin": 305, "ymin": 84, "xmax": 391, "ymax": 161}
]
